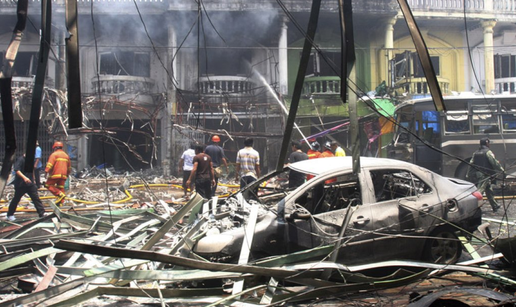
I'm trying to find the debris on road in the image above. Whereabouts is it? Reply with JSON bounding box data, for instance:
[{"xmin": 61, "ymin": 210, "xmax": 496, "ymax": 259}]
[{"xmin": 0, "ymin": 169, "xmax": 515, "ymax": 306}]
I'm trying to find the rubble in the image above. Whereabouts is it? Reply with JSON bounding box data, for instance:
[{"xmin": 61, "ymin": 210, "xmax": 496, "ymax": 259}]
[{"xmin": 0, "ymin": 170, "xmax": 515, "ymax": 306}]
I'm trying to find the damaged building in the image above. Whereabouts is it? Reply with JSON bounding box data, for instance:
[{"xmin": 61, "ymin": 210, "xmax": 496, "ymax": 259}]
[
  {"xmin": 1, "ymin": 0, "xmax": 516, "ymax": 175},
  {"xmin": 3, "ymin": 1, "xmax": 516, "ymax": 306}
]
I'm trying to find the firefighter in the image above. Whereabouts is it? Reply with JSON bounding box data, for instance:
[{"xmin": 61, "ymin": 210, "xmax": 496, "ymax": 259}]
[{"xmin": 45, "ymin": 141, "xmax": 71, "ymax": 205}]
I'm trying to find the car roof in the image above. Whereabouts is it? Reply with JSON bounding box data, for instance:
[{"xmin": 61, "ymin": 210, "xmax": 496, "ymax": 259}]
[{"xmin": 288, "ymin": 156, "xmax": 419, "ymax": 176}]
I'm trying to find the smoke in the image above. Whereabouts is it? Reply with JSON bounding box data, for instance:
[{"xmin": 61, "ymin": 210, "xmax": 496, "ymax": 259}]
[
  {"xmin": 200, "ymin": 11, "xmax": 279, "ymax": 46},
  {"xmin": 76, "ymin": 1, "xmax": 280, "ymax": 50}
]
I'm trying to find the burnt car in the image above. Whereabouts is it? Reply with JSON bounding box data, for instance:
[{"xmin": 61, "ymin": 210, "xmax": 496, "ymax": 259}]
[{"xmin": 186, "ymin": 157, "xmax": 483, "ymax": 265}]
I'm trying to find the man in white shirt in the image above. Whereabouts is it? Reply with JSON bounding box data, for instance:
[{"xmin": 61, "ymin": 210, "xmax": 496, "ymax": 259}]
[
  {"xmin": 235, "ymin": 138, "xmax": 260, "ymax": 189},
  {"xmin": 178, "ymin": 143, "xmax": 196, "ymax": 200}
]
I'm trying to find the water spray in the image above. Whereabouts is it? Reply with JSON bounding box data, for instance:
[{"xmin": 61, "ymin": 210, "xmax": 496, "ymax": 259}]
[{"xmin": 253, "ymin": 70, "xmax": 313, "ymax": 149}]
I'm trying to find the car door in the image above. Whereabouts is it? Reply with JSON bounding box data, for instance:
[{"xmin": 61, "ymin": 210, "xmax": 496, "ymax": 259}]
[
  {"xmin": 364, "ymin": 168, "xmax": 439, "ymax": 261},
  {"xmin": 284, "ymin": 171, "xmax": 375, "ymax": 264}
]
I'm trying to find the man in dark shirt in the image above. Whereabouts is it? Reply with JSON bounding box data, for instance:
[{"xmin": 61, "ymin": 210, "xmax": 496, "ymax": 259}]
[
  {"xmin": 204, "ymin": 135, "xmax": 228, "ymax": 196},
  {"xmin": 288, "ymin": 141, "xmax": 309, "ymax": 188},
  {"xmin": 187, "ymin": 144, "xmax": 215, "ymax": 199},
  {"xmin": 467, "ymin": 137, "xmax": 504, "ymax": 212},
  {"xmin": 7, "ymin": 154, "xmax": 46, "ymax": 221}
]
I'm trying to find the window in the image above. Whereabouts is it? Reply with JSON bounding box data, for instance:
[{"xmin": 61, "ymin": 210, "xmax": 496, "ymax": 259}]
[
  {"xmin": 394, "ymin": 105, "xmax": 414, "ymax": 143},
  {"xmin": 370, "ymin": 169, "xmax": 432, "ymax": 202},
  {"xmin": 393, "ymin": 51, "xmax": 440, "ymax": 79},
  {"xmin": 471, "ymin": 104, "xmax": 499, "ymax": 134},
  {"xmin": 421, "ymin": 110, "xmax": 440, "ymax": 142},
  {"xmin": 99, "ymin": 51, "xmax": 150, "ymax": 77},
  {"xmin": 199, "ymin": 49, "xmax": 251, "ymax": 76},
  {"xmin": 293, "ymin": 173, "xmax": 360, "ymax": 214},
  {"xmin": 444, "ymin": 111, "xmax": 470, "ymax": 134},
  {"xmin": 306, "ymin": 51, "xmax": 341, "ymax": 77},
  {"xmin": 494, "ymin": 54, "xmax": 516, "ymax": 78},
  {"xmin": 0, "ymin": 52, "xmax": 38, "ymax": 77},
  {"xmin": 501, "ymin": 108, "xmax": 516, "ymax": 133},
  {"xmin": 412, "ymin": 53, "xmax": 440, "ymax": 77}
]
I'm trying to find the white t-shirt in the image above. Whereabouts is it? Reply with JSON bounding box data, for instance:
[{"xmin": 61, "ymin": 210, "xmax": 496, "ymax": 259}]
[{"xmin": 181, "ymin": 148, "xmax": 196, "ymax": 171}]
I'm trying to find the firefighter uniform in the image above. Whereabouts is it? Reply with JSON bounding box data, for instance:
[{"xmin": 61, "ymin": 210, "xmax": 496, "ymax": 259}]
[{"xmin": 45, "ymin": 142, "xmax": 71, "ymax": 205}]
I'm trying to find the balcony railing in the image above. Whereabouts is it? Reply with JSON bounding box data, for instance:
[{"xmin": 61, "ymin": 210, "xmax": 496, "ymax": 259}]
[
  {"xmin": 12, "ymin": 76, "xmax": 34, "ymax": 89},
  {"xmin": 197, "ymin": 76, "xmax": 255, "ymax": 96},
  {"xmin": 303, "ymin": 76, "xmax": 341, "ymax": 96},
  {"xmin": 407, "ymin": 0, "xmax": 516, "ymax": 14},
  {"xmin": 91, "ymin": 75, "xmax": 154, "ymax": 95},
  {"xmin": 395, "ymin": 77, "xmax": 450, "ymax": 95},
  {"xmin": 1, "ymin": 0, "xmax": 515, "ymax": 14},
  {"xmin": 495, "ymin": 77, "xmax": 516, "ymax": 94}
]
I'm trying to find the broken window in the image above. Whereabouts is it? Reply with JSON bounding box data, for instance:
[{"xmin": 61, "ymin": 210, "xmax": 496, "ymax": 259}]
[
  {"xmin": 292, "ymin": 173, "xmax": 360, "ymax": 214},
  {"xmin": 471, "ymin": 104, "xmax": 499, "ymax": 134},
  {"xmin": 501, "ymin": 107, "xmax": 516, "ymax": 133},
  {"xmin": 0, "ymin": 51, "xmax": 38, "ymax": 77},
  {"xmin": 394, "ymin": 105, "xmax": 414, "ymax": 144},
  {"xmin": 199, "ymin": 48, "xmax": 251, "ymax": 76},
  {"xmin": 99, "ymin": 51, "xmax": 150, "ymax": 77},
  {"xmin": 393, "ymin": 51, "xmax": 440, "ymax": 79},
  {"xmin": 306, "ymin": 51, "xmax": 342, "ymax": 77},
  {"xmin": 371, "ymin": 169, "xmax": 432, "ymax": 202},
  {"xmin": 249, "ymin": 169, "xmax": 290, "ymax": 206},
  {"xmin": 444, "ymin": 110, "xmax": 470, "ymax": 135}
]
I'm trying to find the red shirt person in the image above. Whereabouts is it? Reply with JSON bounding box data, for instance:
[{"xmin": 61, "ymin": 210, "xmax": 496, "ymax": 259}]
[{"xmin": 45, "ymin": 141, "xmax": 71, "ymax": 205}]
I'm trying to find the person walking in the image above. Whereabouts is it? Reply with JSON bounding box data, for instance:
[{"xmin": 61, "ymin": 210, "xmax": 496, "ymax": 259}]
[
  {"xmin": 187, "ymin": 144, "xmax": 215, "ymax": 199},
  {"xmin": 236, "ymin": 137, "xmax": 260, "ymax": 189},
  {"xmin": 178, "ymin": 143, "xmax": 196, "ymax": 200},
  {"xmin": 7, "ymin": 153, "xmax": 46, "ymax": 220},
  {"xmin": 288, "ymin": 141, "xmax": 308, "ymax": 188},
  {"xmin": 45, "ymin": 141, "xmax": 71, "ymax": 205},
  {"xmin": 330, "ymin": 141, "xmax": 346, "ymax": 157},
  {"xmin": 34, "ymin": 140, "xmax": 43, "ymax": 188},
  {"xmin": 204, "ymin": 135, "xmax": 228, "ymax": 196},
  {"xmin": 467, "ymin": 137, "xmax": 504, "ymax": 212}
]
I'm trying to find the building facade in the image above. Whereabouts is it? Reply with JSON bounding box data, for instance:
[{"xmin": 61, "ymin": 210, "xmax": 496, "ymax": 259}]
[{"xmin": 1, "ymin": 0, "xmax": 515, "ymax": 175}]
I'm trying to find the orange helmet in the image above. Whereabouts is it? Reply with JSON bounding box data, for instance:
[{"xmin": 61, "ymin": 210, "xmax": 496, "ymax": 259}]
[
  {"xmin": 212, "ymin": 135, "xmax": 220, "ymax": 142},
  {"xmin": 53, "ymin": 141, "xmax": 64, "ymax": 150}
]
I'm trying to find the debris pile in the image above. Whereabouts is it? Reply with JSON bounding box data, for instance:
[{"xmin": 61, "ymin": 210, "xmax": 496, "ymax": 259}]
[{"xmin": 0, "ymin": 178, "xmax": 515, "ymax": 306}]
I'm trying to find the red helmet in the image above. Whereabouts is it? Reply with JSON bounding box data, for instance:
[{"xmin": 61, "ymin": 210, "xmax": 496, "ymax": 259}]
[
  {"xmin": 53, "ymin": 141, "xmax": 64, "ymax": 150},
  {"xmin": 212, "ymin": 135, "xmax": 220, "ymax": 142}
]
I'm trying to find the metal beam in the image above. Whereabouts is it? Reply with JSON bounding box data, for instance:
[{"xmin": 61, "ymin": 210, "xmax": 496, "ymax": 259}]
[
  {"xmin": 397, "ymin": 0, "xmax": 445, "ymax": 112},
  {"xmin": 65, "ymin": 0, "xmax": 83, "ymax": 128},
  {"xmin": 276, "ymin": 0, "xmax": 321, "ymax": 171},
  {"xmin": 24, "ymin": 0, "xmax": 51, "ymax": 174}
]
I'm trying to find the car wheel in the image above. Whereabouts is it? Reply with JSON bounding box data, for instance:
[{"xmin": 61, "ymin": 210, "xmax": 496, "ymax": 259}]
[{"xmin": 423, "ymin": 227, "xmax": 462, "ymax": 264}]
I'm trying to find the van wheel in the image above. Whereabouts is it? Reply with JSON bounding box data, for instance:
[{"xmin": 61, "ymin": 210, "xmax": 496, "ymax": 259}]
[{"xmin": 423, "ymin": 227, "xmax": 462, "ymax": 264}]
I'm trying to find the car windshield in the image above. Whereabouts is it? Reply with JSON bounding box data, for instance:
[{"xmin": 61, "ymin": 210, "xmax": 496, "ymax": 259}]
[
  {"xmin": 236, "ymin": 164, "xmax": 361, "ymax": 212},
  {"xmin": 238, "ymin": 167, "xmax": 295, "ymax": 206}
]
